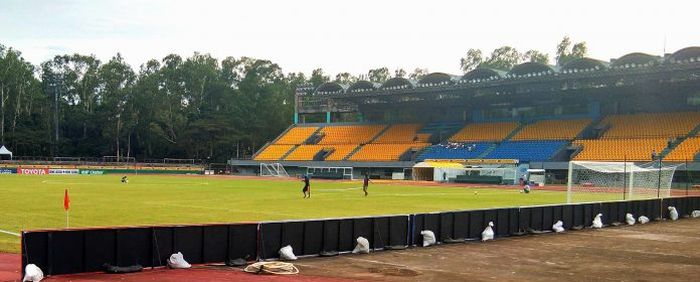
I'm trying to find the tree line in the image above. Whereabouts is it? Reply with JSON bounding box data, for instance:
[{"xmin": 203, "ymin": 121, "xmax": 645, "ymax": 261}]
[{"xmin": 0, "ymin": 37, "xmax": 586, "ymax": 162}]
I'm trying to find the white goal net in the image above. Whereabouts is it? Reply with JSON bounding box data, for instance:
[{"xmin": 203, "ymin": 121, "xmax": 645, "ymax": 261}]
[
  {"xmin": 567, "ymin": 161, "xmax": 678, "ymax": 203},
  {"xmin": 260, "ymin": 163, "xmax": 290, "ymax": 177}
]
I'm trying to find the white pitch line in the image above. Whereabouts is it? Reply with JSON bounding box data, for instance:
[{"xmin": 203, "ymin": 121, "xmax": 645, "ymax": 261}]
[{"xmin": 0, "ymin": 229, "xmax": 20, "ymax": 237}]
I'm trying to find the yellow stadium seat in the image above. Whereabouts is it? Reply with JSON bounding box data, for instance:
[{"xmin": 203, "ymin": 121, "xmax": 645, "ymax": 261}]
[
  {"xmin": 665, "ymin": 137, "xmax": 700, "ymax": 161},
  {"xmin": 601, "ymin": 112, "xmax": 700, "ymax": 139},
  {"xmin": 373, "ymin": 124, "xmax": 424, "ymax": 143},
  {"xmin": 349, "ymin": 143, "xmax": 430, "ymax": 161},
  {"xmin": 284, "ymin": 145, "xmax": 358, "ymax": 161},
  {"xmin": 573, "ymin": 138, "xmax": 667, "ymax": 161},
  {"xmin": 253, "ymin": 145, "xmax": 294, "ymax": 161},
  {"xmin": 450, "ymin": 122, "xmax": 518, "ymax": 142},
  {"xmin": 512, "ymin": 119, "xmax": 591, "ymax": 140},
  {"xmin": 318, "ymin": 125, "xmax": 387, "ymax": 145},
  {"xmin": 275, "ymin": 126, "xmax": 318, "ymax": 145}
]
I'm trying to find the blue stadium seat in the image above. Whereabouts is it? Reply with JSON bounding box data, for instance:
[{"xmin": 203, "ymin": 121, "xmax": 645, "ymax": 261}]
[
  {"xmin": 485, "ymin": 141, "xmax": 567, "ymax": 162},
  {"xmin": 417, "ymin": 142, "xmax": 493, "ymax": 161}
]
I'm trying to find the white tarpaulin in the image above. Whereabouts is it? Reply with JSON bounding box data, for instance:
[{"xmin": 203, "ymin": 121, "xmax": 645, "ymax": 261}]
[{"xmin": 0, "ymin": 146, "xmax": 11, "ymax": 160}]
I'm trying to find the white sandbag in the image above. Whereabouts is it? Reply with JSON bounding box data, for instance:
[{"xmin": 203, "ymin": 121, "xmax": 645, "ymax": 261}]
[
  {"xmin": 625, "ymin": 213, "xmax": 635, "ymax": 226},
  {"xmin": 279, "ymin": 245, "xmax": 297, "ymax": 261},
  {"xmin": 23, "ymin": 264, "xmax": 43, "ymax": 282},
  {"xmin": 167, "ymin": 252, "xmax": 191, "ymax": 269},
  {"xmin": 352, "ymin": 236, "xmax": 370, "ymax": 254},
  {"xmin": 591, "ymin": 213, "xmax": 603, "ymax": 229},
  {"xmin": 552, "ymin": 220, "xmax": 565, "ymax": 233},
  {"xmin": 668, "ymin": 206, "xmax": 679, "ymax": 221},
  {"xmin": 420, "ymin": 230, "xmax": 436, "ymax": 247},
  {"xmin": 691, "ymin": 210, "xmax": 700, "ymax": 218},
  {"xmin": 481, "ymin": 221, "xmax": 494, "ymax": 241},
  {"xmin": 638, "ymin": 215, "xmax": 650, "ymax": 224}
]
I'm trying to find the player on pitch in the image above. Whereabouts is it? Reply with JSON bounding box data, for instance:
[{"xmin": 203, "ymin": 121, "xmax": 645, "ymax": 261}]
[
  {"xmin": 362, "ymin": 173, "xmax": 371, "ymax": 196},
  {"xmin": 302, "ymin": 174, "xmax": 311, "ymax": 198}
]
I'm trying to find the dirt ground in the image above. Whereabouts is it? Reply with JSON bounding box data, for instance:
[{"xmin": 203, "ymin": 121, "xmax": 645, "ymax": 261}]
[
  {"xmin": 294, "ymin": 219, "xmax": 700, "ymax": 282},
  {"xmin": 3, "ymin": 219, "xmax": 699, "ymax": 281}
]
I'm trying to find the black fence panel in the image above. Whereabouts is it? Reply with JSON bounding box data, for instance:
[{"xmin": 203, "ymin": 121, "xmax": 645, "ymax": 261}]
[
  {"xmin": 83, "ymin": 229, "xmax": 116, "ymax": 272},
  {"xmin": 439, "ymin": 213, "xmax": 454, "ymax": 242},
  {"xmin": 152, "ymin": 227, "xmax": 174, "ymax": 267},
  {"xmin": 508, "ymin": 208, "xmax": 520, "ymax": 234},
  {"xmin": 22, "ymin": 232, "xmax": 48, "ymax": 276},
  {"xmin": 173, "ymin": 226, "xmax": 203, "ymax": 264},
  {"xmin": 468, "ymin": 210, "xmax": 484, "ymax": 239},
  {"xmin": 303, "ymin": 221, "xmax": 324, "ymax": 256},
  {"xmin": 322, "ymin": 220, "xmax": 340, "ymax": 253},
  {"xmin": 562, "ymin": 205, "xmax": 574, "ymax": 229},
  {"xmin": 453, "ymin": 211, "xmax": 469, "ymax": 240},
  {"xmin": 202, "ymin": 225, "xmax": 228, "ymax": 263},
  {"xmin": 353, "ymin": 218, "xmax": 373, "ymax": 249},
  {"xmin": 388, "ymin": 216, "xmax": 409, "ymax": 247},
  {"xmin": 116, "ymin": 228, "xmax": 151, "ymax": 268},
  {"xmin": 338, "ymin": 219, "xmax": 354, "ymax": 251},
  {"xmin": 495, "ymin": 209, "xmax": 510, "ymax": 236},
  {"xmin": 228, "ymin": 223, "xmax": 259, "ymax": 260},
  {"xmin": 259, "ymin": 223, "xmax": 282, "ymax": 259},
  {"xmin": 49, "ymin": 231, "xmax": 85, "ymax": 275},
  {"xmin": 281, "ymin": 222, "xmax": 305, "ymax": 257}
]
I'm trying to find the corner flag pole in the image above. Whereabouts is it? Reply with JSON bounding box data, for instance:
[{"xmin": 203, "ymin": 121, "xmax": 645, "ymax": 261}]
[{"xmin": 63, "ymin": 189, "xmax": 70, "ymax": 228}]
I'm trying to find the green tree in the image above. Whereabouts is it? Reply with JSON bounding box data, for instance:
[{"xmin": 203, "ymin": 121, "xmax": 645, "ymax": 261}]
[
  {"xmin": 460, "ymin": 49, "xmax": 484, "ymax": 73},
  {"xmin": 334, "ymin": 72, "xmax": 356, "ymax": 85},
  {"xmin": 523, "ymin": 50, "xmax": 550, "ymax": 64},
  {"xmin": 367, "ymin": 67, "xmax": 390, "ymax": 83},
  {"xmin": 556, "ymin": 36, "xmax": 587, "ymax": 66},
  {"xmin": 409, "ymin": 68, "xmax": 429, "ymax": 80}
]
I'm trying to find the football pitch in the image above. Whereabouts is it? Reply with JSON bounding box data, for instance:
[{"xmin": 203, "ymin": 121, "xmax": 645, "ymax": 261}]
[{"xmin": 0, "ymin": 174, "xmax": 585, "ymax": 253}]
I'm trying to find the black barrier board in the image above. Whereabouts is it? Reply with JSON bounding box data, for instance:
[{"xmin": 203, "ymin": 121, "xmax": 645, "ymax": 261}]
[
  {"xmin": 439, "ymin": 213, "xmax": 453, "ymax": 241},
  {"xmin": 281, "ymin": 222, "xmax": 305, "ymax": 257},
  {"xmin": 116, "ymin": 228, "xmax": 151, "ymax": 267},
  {"xmin": 152, "ymin": 227, "xmax": 174, "ymax": 267},
  {"xmin": 389, "ymin": 216, "xmax": 409, "ymax": 246},
  {"xmin": 508, "ymin": 208, "xmax": 520, "ymax": 234},
  {"xmin": 303, "ymin": 221, "xmax": 324, "ymax": 255},
  {"xmin": 469, "ymin": 211, "xmax": 484, "ymax": 239},
  {"xmin": 496, "ymin": 209, "xmax": 509, "ymax": 236},
  {"xmin": 229, "ymin": 224, "xmax": 258, "ymax": 261},
  {"xmin": 83, "ymin": 229, "xmax": 116, "ymax": 272},
  {"xmin": 338, "ymin": 219, "xmax": 354, "ymax": 251},
  {"xmin": 322, "ymin": 220, "xmax": 340, "ymax": 253},
  {"xmin": 373, "ymin": 217, "xmax": 389, "ymax": 249},
  {"xmin": 202, "ymin": 225, "xmax": 228, "ymax": 263},
  {"xmin": 173, "ymin": 226, "xmax": 203, "ymax": 264},
  {"xmin": 453, "ymin": 211, "xmax": 469, "ymax": 240},
  {"xmin": 49, "ymin": 231, "xmax": 85, "ymax": 275},
  {"xmin": 260, "ymin": 223, "xmax": 282, "ymax": 259},
  {"xmin": 22, "ymin": 232, "xmax": 48, "ymax": 275}
]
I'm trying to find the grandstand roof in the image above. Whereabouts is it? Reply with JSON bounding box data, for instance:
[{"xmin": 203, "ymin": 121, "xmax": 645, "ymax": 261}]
[
  {"xmin": 669, "ymin": 47, "xmax": 700, "ymax": 63},
  {"xmin": 347, "ymin": 80, "xmax": 377, "ymax": 93},
  {"xmin": 461, "ymin": 68, "xmax": 504, "ymax": 82},
  {"xmin": 507, "ymin": 62, "xmax": 555, "ymax": 77},
  {"xmin": 562, "ymin": 57, "xmax": 608, "ymax": 71},
  {"xmin": 611, "ymin": 52, "xmax": 660, "ymax": 67},
  {"xmin": 314, "ymin": 82, "xmax": 346, "ymax": 95},
  {"xmin": 380, "ymin": 77, "xmax": 415, "ymax": 90},
  {"xmin": 418, "ymin": 72, "xmax": 455, "ymax": 86}
]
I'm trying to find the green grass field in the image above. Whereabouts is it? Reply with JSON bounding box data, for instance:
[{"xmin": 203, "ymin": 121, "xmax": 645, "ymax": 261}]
[{"xmin": 0, "ymin": 174, "xmax": 585, "ymax": 253}]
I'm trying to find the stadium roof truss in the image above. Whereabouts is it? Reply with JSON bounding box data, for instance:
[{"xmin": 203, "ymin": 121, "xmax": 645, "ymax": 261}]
[{"xmin": 295, "ymin": 47, "xmax": 700, "ymax": 114}]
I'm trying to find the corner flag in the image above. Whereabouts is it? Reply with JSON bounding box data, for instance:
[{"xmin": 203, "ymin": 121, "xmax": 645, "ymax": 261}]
[{"xmin": 63, "ymin": 189, "xmax": 70, "ymax": 211}]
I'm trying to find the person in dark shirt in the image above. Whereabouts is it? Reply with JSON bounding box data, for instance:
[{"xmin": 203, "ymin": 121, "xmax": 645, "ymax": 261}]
[
  {"xmin": 121, "ymin": 176, "xmax": 128, "ymax": 184},
  {"xmin": 363, "ymin": 174, "xmax": 371, "ymax": 196},
  {"xmin": 302, "ymin": 174, "xmax": 311, "ymax": 198}
]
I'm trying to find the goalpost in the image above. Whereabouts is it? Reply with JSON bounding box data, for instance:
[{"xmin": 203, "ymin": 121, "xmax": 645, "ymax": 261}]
[
  {"xmin": 463, "ymin": 165, "xmax": 519, "ymax": 185},
  {"xmin": 260, "ymin": 163, "xmax": 290, "ymax": 177},
  {"xmin": 567, "ymin": 161, "xmax": 678, "ymax": 203}
]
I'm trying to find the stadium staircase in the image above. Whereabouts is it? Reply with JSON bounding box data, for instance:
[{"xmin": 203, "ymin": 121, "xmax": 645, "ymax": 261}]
[
  {"xmin": 477, "ymin": 143, "xmax": 498, "ymax": 158},
  {"xmin": 661, "ymin": 122, "xmax": 700, "ymax": 160},
  {"xmin": 576, "ymin": 116, "xmax": 605, "ymax": 139},
  {"xmin": 304, "ymin": 127, "xmax": 325, "ymax": 144},
  {"xmin": 280, "ymin": 145, "xmax": 299, "ymax": 160},
  {"xmin": 473, "ymin": 122, "xmax": 527, "ymax": 158},
  {"xmin": 420, "ymin": 122, "xmax": 464, "ymax": 143},
  {"xmin": 251, "ymin": 141, "xmax": 272, "ymax": 160},
  {"xmin": 341, "ymin": 125, "xmax": 391, "ymax": 160}
]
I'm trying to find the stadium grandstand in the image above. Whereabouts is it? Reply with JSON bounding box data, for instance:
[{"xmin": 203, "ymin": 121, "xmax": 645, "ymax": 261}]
[{"xmin": 231, "ymin": 46, "xmax": 700, "ymax": 184}]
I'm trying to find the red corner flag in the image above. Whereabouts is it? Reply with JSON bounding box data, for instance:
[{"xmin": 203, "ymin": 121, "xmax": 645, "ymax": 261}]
[{"xmin": 63, "ymin": 189, "xmax": 70, "ymax": 211}]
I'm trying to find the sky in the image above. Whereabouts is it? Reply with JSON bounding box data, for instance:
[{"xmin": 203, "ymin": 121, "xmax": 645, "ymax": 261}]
[{"xmin": 1, "ymin": 0, "xmax": 698, "ymax": 76}]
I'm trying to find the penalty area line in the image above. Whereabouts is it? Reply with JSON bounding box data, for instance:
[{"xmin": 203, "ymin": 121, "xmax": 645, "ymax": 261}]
[{"xmin": 0, "ymin": 229, "xmax": 20, "ymax": 237}]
